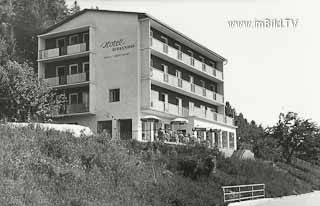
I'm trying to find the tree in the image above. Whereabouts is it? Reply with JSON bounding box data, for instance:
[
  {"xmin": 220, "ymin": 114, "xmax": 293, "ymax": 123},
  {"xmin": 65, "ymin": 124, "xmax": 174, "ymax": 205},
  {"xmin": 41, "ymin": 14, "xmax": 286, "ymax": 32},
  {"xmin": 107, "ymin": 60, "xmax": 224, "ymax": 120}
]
[
  {"xmin": 12, "ymin": 0, "xmax": 69, "ymax": 67},
  {"xmin": 266, "ymin": 112, "xmax": 319, "ymax": 164},
  {"xmin": 68, "ymin": 0, "xmax": 80, "ymax": 15},
  {"xmin": 225, "ymin": 101, "xmax": 264, "ymax": 148},
  {"xmin": 0, "ymin": 61, "xmax": 65, "ymax": 122}
]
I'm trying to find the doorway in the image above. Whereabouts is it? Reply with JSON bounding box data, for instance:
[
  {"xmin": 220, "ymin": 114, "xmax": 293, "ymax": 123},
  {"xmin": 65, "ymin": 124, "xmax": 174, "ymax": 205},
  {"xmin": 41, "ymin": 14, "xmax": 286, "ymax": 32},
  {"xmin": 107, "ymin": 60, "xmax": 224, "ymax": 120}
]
[
  {"xmin": 56, "ymin": 66, "xmax": 67, "ymax": 85},
  {"xmin": 97, "ymin": 120, "xmax": 112, "ymax": 137},
  {"xmin": 119, "ymin": 119, "xmax": 132, "ymax": 140}
]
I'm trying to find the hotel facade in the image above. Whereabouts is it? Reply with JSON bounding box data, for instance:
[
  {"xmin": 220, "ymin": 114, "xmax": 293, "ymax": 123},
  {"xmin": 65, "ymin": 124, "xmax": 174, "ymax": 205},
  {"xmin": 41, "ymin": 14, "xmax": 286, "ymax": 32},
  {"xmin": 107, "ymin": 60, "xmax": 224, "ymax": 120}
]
[{"xmin": 38, "ymin": 9, "xmax": 237, "ymax": 155}]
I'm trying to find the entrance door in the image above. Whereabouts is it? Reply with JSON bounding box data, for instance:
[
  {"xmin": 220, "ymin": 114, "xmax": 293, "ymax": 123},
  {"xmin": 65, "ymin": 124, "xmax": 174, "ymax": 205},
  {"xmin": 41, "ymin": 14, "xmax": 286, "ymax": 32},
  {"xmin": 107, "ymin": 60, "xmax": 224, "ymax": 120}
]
[
  {"xmin": 119, "ymin": 119, "xmax": 132, "ymax": 140},
  {"xmin": 56, "ymin": 38, "xmax": 66, "ymax": 55},
  {"xmin": 57, "ymin": 66, "xmax": 66, "ymax": 85},
  {"xmin": 214, "ymin": 132, "xmax": 220, "ymax": 148}
]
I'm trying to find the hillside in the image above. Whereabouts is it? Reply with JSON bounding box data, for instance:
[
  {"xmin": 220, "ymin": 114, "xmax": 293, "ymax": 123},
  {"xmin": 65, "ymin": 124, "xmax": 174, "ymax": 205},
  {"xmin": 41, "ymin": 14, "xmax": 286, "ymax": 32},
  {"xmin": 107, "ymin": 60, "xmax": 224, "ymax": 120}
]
[{"xmin": 0, "ymin": 124, "xmax": 317, "ymax": 206}]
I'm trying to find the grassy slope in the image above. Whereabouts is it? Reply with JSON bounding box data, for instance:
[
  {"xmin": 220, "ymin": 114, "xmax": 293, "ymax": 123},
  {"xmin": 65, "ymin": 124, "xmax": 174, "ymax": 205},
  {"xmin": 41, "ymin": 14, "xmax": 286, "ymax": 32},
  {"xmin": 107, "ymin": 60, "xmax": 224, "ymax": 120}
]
[{"xmin": 0, "ymin": 125, "xmax": 316, "ymax": 206}]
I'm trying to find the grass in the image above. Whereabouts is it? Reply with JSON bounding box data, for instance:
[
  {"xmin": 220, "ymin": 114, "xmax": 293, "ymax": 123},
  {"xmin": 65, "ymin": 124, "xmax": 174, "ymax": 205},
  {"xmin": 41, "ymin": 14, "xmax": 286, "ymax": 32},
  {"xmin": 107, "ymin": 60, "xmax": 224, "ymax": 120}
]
[{"xmin": 0, "ymin": 125, "xmax": 315, "ymax": 206}]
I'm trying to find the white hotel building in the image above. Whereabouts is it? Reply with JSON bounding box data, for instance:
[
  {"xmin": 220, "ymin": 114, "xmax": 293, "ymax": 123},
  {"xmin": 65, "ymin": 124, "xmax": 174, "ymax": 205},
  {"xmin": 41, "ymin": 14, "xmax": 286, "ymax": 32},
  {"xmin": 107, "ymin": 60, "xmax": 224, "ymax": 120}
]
[{"xmin": 38, "ymin": 9, "xmax": 237, "ymax": 154}]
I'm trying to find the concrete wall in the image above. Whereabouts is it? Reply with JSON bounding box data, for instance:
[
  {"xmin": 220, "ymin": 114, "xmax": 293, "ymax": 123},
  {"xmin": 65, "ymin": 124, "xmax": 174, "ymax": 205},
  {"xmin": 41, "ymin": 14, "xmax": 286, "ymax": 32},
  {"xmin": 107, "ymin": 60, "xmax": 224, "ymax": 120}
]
[{"xmin": 47, "ymin": 11, "xmax": 142, "ymax": 139}]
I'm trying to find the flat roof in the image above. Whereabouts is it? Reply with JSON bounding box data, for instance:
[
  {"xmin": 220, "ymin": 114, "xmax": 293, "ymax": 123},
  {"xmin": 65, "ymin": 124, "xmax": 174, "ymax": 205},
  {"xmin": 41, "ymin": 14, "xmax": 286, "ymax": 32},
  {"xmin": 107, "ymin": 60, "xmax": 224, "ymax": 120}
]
[{"xmin": 41, "ymin": 9, "xmax": 227, "ymax": 62}]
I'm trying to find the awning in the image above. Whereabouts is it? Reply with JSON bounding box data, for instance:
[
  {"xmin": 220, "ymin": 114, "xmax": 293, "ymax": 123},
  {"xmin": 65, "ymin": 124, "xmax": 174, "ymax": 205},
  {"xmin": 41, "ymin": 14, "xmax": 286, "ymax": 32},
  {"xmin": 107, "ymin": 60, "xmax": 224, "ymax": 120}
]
[
  {"xmin": 141, "ymin": 115, "xmax": 160, "ymax": 121},
  {"xmin": 171, "ymin": 117, "xmax": 189, "ymax": 124}
]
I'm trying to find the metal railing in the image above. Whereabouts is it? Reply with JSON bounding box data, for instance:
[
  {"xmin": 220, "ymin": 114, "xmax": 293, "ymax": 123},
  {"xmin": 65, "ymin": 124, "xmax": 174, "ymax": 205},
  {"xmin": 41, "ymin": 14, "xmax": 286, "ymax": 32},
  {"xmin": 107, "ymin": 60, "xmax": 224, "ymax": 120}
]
[
  {"xmin": 151, "ymin": 67, "xmax": 224, "ymax": 104},
  {"xmin": 62, "ymin": 104, "xmax": 89, "ymax": 114},
  {"xmin": 150, "ymin": 99, "xmax": 235, "ymax": 126},
  {"xmin": 44, "ymin": 72, "xmax": 89, "ymax": 87},
  {"xmin": 151, "ymin": 38, "xmax": 223, "ymax": 81},
  {"xmin": 39, "ymin": 43, "xmax": 88, "ymax": 60},
  {"xmin": 222, "ymin": 184, "xmax": 265, "ymax": 203}
]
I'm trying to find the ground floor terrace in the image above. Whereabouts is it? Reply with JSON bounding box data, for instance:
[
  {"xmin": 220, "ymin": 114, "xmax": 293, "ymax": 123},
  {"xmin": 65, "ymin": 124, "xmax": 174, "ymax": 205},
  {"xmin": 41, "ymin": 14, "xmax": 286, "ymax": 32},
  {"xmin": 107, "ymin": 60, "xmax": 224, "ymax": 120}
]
[{"xmin": 54, "ymin": 110, "xmax": 237, "ymax": 156}]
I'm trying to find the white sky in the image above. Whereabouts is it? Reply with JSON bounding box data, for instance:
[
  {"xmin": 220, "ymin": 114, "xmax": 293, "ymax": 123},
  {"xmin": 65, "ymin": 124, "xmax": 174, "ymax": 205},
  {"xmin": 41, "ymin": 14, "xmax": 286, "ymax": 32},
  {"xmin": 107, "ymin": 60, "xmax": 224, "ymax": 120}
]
[{"xmin": 66, "ymin": 0, "xmax": 320, "ymax": 127}]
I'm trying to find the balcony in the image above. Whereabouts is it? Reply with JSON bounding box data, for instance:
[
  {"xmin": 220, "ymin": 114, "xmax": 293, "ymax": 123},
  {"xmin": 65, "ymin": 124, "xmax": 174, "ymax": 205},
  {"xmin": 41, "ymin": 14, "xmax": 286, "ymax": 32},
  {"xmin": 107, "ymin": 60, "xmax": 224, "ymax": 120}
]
[
  {"xmin": 58, "ymin": 104, "xmax": 89, "ymax": 115},
  {"xmin": 151, "ymin": 68, "xmax": 224, "ymax": 105},
  {"xmin": 150, "ymin": 38, "xmax": 223, "ymax": 81},
  {"xmin": 39, "ymin": 43, "xmax": 88, "ymax": 61},
  {"xmin": 150, "ymin": 99, "xmax": 235, "ymax": 127},
  {"xmin": 66, "ymin": 104, "xmax": 89, "ymax": 114},
  {"xmin": 44, "ymin": 72, "xmax": 89, "ymax": 87}
]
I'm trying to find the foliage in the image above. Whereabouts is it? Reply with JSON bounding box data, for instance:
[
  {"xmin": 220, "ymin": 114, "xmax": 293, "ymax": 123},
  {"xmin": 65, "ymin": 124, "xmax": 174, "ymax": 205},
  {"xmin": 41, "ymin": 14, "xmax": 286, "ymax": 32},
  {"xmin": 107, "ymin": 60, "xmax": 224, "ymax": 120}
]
[
  {"xmin": 0, "ymin": 61, "xmax": 65, "ymax": 122},
  {"xmin": 215, "ymin": 157, "xmax": 313, "ymax": 197},
  {"xmin": 0, "ymin": 125, "xmax": 316, "ymax": 206},
  {"xmin": 225, "ymin": 101, "xmax": 264, "ymax": 147},
  {"xmin": 68, "ymin": 0, "xmax": 80, "ymax": 15},
  {"xmin": 0, "ymin": 0, "xmax": 81, "ymax": 67},
  {"xmin": 266, "ymin": 112, "xmax": 319, "ymax": 164}
]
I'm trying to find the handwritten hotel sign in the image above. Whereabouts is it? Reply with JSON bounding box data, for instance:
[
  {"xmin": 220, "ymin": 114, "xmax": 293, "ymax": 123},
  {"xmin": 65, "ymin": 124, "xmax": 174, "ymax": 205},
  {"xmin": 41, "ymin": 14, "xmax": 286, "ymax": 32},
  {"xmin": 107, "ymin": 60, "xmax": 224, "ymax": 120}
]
[{"xmin": 100, "ymin": 38, "xmax": 135, "ymax": 59}]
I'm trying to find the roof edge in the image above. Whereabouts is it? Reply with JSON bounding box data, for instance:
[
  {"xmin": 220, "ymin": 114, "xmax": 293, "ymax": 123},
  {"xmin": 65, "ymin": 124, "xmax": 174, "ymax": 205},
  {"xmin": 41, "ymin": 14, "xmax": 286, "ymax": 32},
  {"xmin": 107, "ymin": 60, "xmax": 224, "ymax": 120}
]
[{"xmin": 40, "ymin": 9, "xmax": 227, "ymax": 62}]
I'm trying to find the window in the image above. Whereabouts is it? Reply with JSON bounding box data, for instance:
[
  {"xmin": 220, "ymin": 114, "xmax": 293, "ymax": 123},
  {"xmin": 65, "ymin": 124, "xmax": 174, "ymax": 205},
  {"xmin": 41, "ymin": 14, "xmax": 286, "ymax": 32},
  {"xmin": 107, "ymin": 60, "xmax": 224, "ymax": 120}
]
[
  {"xmin": 69, "ymin": 64, "xmax": 78, "ymax": 75},
  {"xmin": 109, "ymin": 89, "xmax": 120, "ymax": 102},
  {"xmin": 160, "ymin": 36, "xmax": 168, "ymax": 53},
  {"xmin": 83, "ymin": 32, "xmax": 89, "ymax": 43},
  {"xmin": 56, "ymin": 37, "xmax": 65, "ymax": 48},
  {"xmin": 162, "ymin": 64, "xmax": 168, "ymax": 82},
  {"xmin": 83, "ymin": 62, "xmax": 89, "ymax": 80},
  {"xmin": 69, "ymin": 93, "xmax": 79, "ymax": 104},
  {"xmin": 159, "ymin": 93, "xmax": 165, "ymax": 102},
  {"xmin": 188, "ymin": 50, "xmax": 194, "ymax": 66},
  {"xmin": 210, "ymin": 61, "xmax": 216, "ymax": 69},
  {"xmin": 200, "ymin": 56, "xmax": 206, "ymax": 71},
  {"xmin": 189, "ymin": 75, "xmax": 195, "ymax": 92},
  {"xmin": 229, "ymin": 132, "xmax": 235, "ymax": 149},
  {"xmin": 222, "ymin": 131, "xmax": 228, "ymax": 148},
  {"xmin": 69, "ymin": 34, "xmax": 79, "ymax": 45},
  {"xmin": 175, "ymin": 43, "xmax": 182, "ymax": 60},
  {"xmin": 176, "ymin": 70, "xmax": 182, "ymax": 87}
]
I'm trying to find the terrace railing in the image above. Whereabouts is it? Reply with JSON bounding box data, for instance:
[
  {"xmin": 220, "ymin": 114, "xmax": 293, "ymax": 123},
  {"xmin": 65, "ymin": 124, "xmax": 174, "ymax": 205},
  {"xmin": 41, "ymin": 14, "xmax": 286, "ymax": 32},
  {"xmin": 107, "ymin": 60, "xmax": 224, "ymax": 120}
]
[{"xmin": 222, "ymin": 184, "xmax": 265, "ymax": 203}]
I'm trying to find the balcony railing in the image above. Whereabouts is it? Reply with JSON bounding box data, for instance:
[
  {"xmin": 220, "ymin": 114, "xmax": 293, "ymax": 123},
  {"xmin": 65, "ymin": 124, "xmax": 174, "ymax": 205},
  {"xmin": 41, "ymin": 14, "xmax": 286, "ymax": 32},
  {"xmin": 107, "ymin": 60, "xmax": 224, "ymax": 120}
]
[
  {"xmin": 151, "ymin": 68, "xmax": 224, "ymax": 104},
  {"xmin": 39, "ymin": 43, "xmax": 87, "ymax": 60},
  {"xmin": 150, "ymin": 99, "xmax": 235, "ymax": 126},
  {"xmin": 151, "ymin": 38, "xmax": 223, "ymax": 81},
  {"xmin": 60, "ymin": 104, "xmax": 89, "ymax": 115},
  {"xmin": 44, "ymin": 72, "xmax": 89, "ymax": 87}
]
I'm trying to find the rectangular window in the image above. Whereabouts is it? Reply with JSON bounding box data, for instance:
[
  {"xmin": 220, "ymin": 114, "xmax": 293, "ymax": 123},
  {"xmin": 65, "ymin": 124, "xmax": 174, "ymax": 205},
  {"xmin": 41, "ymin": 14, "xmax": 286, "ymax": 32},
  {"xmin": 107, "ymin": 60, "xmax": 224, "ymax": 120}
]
[
  {"xmin": 200, "ymin": 56, "xmax": 206, "ymax": 71},
  {"xmin": 176, "ymin": 70, "xmax": 182, "ymax": 87},
  {"xmin": 188, "ymin": 50, "xmax": 194, "ymax": 66},
  {"xmin": 109, "ymin": 89, "xmax": 120, "ymax": 102},
  {"xmin": 56, "ymin": 37, "xmax": 65, "ymax": 48},
  {"xmin": 161, "ymin": 36, "xmax": 168, "ymax": 53},
  {"xmin": 222, "ymin": 131, "xmax": 228, "ymax": 148},
  {"xmin": 175, "ymin": 43, "xmax": 182, "ymax": 60},
  {"xmin": 162, "ymin": 64, "xmax": 168, "ymax": 82},
  {"xmin": 83, "ymin": 32, "xmax": 89, "ymax": 43},
  {"xmin": 69, "ymin": 34, "xmax": 79, "ymax": 45},
  {"xmin": 229, "ymin": 132, "xmax": 235, "ymax": 149},
  {"xmin": 69, "ymin": 93, "xmax": 79, "ymax": 104},
  {"xmin": 210, "ymin": 61, "xmax": 216, "ymax": 68},
  {"xmin": 69, "ymin": 64, "xmax": 78, "ymax": 75}
]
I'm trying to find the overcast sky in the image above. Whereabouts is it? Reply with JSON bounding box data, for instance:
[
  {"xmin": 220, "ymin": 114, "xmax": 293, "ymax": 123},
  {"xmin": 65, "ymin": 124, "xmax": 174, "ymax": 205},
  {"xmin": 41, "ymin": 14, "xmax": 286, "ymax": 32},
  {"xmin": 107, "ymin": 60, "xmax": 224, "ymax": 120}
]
[{"xmin": 66, "ymin": 0, "xmax": 320, "ymax": 127}]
